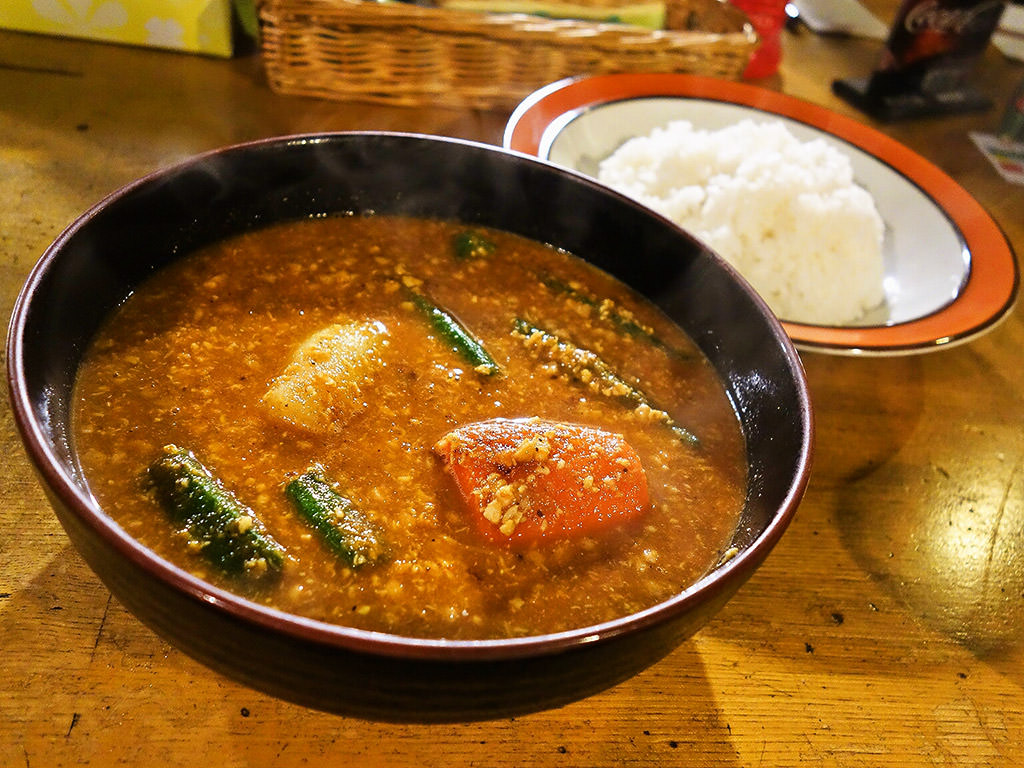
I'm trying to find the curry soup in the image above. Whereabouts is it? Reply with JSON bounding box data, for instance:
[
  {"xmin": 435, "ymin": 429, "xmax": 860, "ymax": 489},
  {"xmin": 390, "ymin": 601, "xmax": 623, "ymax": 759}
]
[{"xmin": 73, "ymin": 215, "xmax": 746, "ymax": 640}]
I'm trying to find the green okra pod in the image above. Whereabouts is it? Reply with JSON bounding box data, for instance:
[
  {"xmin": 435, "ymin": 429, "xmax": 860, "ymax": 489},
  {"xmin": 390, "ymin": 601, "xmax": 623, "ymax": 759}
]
[
  {"xmin": 404, "ymin": 281, "xmax": 500, "ymax": 376},
  {"xmin": 285, "ymin": 466, "xmax": 387, "ymax": 569},
  {"xmin": 147, "ymin": 445, "xmax": 286, "ymax": 578},
  {"xmin": 511, "ymin": 317, "xmax": 700, "ymax": 448}
]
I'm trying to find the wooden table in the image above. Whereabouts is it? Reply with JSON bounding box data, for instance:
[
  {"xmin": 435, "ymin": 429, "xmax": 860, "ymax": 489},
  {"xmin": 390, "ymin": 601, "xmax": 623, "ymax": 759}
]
[{"xmin": 2, "ymin": 5, "xmax": 1023, "ymax": 763}]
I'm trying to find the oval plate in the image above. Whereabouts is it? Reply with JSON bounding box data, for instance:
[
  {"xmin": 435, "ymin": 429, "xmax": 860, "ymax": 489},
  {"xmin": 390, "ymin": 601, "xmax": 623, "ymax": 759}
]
[{"xmin": 504, "ymin": 73, "xmax": 1019, "ymax": 355}]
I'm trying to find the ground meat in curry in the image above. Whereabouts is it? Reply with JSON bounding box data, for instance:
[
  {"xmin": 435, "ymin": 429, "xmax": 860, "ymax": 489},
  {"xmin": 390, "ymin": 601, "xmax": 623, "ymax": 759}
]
[{"xmin": 72, "ymin": 215, "xmax": 746, "ymax": 640}]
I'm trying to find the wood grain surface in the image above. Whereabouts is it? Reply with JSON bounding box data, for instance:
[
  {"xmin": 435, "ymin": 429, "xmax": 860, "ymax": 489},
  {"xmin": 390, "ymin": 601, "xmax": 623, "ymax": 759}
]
[{"xmin": 2, "ymin": 4, "xmax": 1022, "ymax": 764}]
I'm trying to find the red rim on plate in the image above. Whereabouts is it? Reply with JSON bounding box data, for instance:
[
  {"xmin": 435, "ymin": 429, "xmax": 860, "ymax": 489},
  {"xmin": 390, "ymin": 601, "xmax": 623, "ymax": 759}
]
[{"xmin": 504, "ymin": 73, "xmax": 1019, "ymax": 355}]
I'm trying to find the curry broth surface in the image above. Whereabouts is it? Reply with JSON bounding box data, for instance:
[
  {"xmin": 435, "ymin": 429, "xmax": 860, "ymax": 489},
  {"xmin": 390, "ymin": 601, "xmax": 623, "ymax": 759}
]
[{"xmin": 73, "ymin": 215, "xmax": 746, "ymax": 640}]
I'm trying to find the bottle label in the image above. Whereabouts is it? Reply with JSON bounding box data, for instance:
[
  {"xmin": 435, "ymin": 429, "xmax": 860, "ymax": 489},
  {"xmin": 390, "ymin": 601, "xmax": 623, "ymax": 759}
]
[{"xmin": 903, "ymin": 0, "xmax": 1004, "ymax": 36}]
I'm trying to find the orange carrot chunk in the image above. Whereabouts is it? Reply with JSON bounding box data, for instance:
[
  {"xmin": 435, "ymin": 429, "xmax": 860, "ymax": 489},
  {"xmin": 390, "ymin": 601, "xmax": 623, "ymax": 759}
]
[{"xmin": 433, "ymin": 418, "xmax": 649, "ymax": 545}]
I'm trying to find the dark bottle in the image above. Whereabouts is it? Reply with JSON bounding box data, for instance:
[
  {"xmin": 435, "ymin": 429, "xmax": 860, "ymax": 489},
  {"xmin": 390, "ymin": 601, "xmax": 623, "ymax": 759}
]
[{"xmin": 834, "ymin": 0, "xmax": 1007, "ymax": 120}]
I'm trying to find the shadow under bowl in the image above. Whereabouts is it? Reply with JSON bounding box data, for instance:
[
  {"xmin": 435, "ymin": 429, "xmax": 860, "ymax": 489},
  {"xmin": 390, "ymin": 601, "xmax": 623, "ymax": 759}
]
[{"xmin": 7, "ymin": 132, "xmax": 813, "ymax": 722}]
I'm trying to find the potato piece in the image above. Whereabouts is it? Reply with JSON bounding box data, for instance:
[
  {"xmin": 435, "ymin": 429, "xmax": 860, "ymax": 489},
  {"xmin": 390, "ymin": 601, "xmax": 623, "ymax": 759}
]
[{"xmin": 263, "ymin": 321, "xmax": 388, "ymax": 432}]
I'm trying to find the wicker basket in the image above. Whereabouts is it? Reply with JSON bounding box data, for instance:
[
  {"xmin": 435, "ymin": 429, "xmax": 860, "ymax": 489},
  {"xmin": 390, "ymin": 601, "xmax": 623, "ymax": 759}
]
[{"xmin": 258, "ymin": 0, "xmax": 756, "ymax": 108}]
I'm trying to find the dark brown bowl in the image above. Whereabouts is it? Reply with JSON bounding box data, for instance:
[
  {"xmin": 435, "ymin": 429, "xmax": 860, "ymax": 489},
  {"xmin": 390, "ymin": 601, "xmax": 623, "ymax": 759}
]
[{"xmin": 7, "ymin": 132, "xmax": 812, "ymax": 722}]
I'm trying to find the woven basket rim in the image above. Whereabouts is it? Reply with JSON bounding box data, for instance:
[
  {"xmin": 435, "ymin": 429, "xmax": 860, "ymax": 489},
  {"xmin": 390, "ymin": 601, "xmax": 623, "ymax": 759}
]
[
  {"xmin": 257, "ymin": 0, "xmax": 758, "ymax": 108},
  {"xmin": 259, "ymin": 0, "xmax": 756, "ymax": 42}
]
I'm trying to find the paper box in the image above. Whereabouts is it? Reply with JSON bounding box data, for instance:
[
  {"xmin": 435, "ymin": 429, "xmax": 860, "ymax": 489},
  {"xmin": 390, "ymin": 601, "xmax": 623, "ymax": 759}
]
[{"xmin": 0, "ymin": 0, "xmax": 243, "ymax": 57}]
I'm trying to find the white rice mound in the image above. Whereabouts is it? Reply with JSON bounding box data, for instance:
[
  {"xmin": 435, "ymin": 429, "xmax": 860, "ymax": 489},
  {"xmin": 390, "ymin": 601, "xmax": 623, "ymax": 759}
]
[{"xmin": 597, "ymin": 119, "xmax": 886, "ymax": 325}]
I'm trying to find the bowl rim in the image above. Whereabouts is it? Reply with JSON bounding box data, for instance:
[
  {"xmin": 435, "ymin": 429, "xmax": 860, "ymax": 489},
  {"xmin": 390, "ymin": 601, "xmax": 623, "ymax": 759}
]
[{"xmin": 6, "ymin": 130, "xmax": 813, "ymax": 662}]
